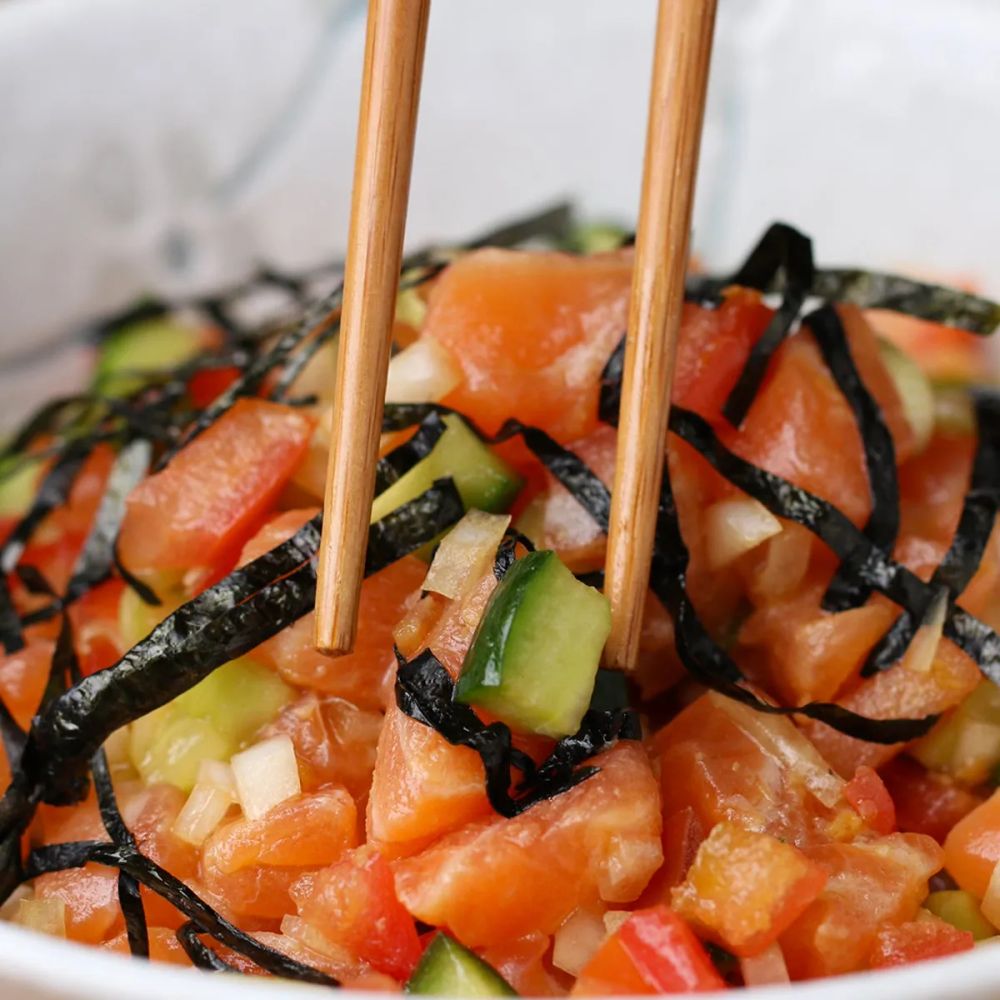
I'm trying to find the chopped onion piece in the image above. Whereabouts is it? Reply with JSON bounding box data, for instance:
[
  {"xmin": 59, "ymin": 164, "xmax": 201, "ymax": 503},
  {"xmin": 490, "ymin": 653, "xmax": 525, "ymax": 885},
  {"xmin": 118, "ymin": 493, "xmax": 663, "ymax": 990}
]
[
  {"xmin": 231, "ymin": 734, "xmax": 301, "ymax": 821},
  {"xmin": 905, "ymin": 588, "xmax": 948, "ymax": 675},
  {"xmin": 173, "ymin": 780, "xmax": 235, "ymax": 846},
  {"xmin": 603, "ymin": 910, "xmax": 630, "ymax": 935},
  {"xmin": 705, "ymin": 498, "xmax": 782, "ymax": 569},
  {"xmin": 553, "ymin": 907, "xmax": 607, "ymax": 976},
  {"xmin": 739, "ymin": 942, "xmax": 790, "ymax": 986},
  {"xmin": 15, "ymin": 897, "xmax": 66, "ymax": 938},
  {"xmin": 385, "ymin": 338, "xmax": 461, "ymax": 404},
  {"xmin": 198, "ymin": 758, "xmax": 237, "ymax": 795},
  {"xmin": 982, "ymin": 861, "xmax": 1000, "ymax": 929},
  {"xmin": 396, "ymin": 287, "xmax": 428, "ymax": 330},
  {"xmin": 424, "ymin": 510, "xmax": 512, "ymax": 599}
]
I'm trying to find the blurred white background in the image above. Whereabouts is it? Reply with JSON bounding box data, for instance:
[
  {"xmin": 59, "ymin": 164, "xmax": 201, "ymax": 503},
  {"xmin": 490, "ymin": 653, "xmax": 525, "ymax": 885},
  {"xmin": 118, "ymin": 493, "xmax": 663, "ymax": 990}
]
[{"xmin": 0, "ymin": 0, "xmax": 998, "ymax": 419}]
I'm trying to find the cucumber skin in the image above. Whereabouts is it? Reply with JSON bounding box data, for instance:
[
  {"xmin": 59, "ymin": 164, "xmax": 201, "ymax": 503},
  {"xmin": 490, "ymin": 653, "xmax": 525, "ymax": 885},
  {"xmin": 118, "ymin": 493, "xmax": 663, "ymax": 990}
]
[
  {"xmin": 406, "ymin": 933, "xmax": 517, "ymax": 996},
  {"xmin": 455, "ymin": 550, "xmax": 610, "ymax": 738}
]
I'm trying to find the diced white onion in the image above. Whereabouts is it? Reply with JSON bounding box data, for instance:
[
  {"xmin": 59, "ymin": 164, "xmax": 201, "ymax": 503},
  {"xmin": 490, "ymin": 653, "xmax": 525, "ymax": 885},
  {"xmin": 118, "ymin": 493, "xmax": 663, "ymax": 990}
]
[
  {"xmin": 705, "ymin": 498, "xmax": 782, "ymax": 569},
  {"xmin": 15, "ymin": 897, "xmax": 66, "ymax": 938},
  {"xmin": 424, "ymin": 510, "xmax": 512, "ymax": 599},
  {"xmin": 198, "ymin": 758, "xmax": 237, "ymax": 795},
  {"xmin": 982, "ymin": 860, "xmax": 1000, "ymax": 929},
  {"xmin": 603, "ymin": 910, "xmax": 630, "ymax": 936},
  {"xmin": 739, "ymin": 942, "xmax": 790, "ymax": 986},
  {"xmin": 552, "ymin": 907, "xmax": 608, "ymax": 976},
  {"xmin": 231, "ymin": 734, "xmax": 301, "ymax": 821},
  {"xmin": 905, "ymin": 588, "xmax": 948, "ymax": 675},
  {"xmin": 385, "ymin": 338, "xmax": 461, "ymax": 404},
  {"xmin": 395, "ymin": 287, "xmax": 428, "ymax": 330},
  {"xmin": 173, "ymin": 779, "xmax": 236, "ymax": 846}
]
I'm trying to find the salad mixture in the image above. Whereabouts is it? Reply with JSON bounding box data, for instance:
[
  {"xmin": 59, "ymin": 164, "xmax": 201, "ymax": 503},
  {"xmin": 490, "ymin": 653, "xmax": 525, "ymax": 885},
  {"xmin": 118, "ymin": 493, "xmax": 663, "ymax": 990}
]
[{"xmin": 1, "ymin": 209, "xmax": 1000, "ymax": 993}]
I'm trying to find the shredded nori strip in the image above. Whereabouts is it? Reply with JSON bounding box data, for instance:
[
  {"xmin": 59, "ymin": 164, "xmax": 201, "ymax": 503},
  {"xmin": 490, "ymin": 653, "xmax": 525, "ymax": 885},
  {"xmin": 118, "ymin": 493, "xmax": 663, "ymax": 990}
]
[
  {"xmin": 719, "ymin": 223, "xmax": 815, "ymax": 426},
  {"xmin": 375, "ymin": 412, "xmax": 447, "ymax": 494},
  {"xmin": 812, "ymin": 269, "xmax": 1000, "ymax": 334},
  {"xmin": 176, "ymin": 922, "xmax": 241, "ymax": 973},
  {"xmin": 395, "ymin": 648, "xmax": 640, "ymax": 817},
  {"xmin": 806, "ymin": 306, "xmax": 900, "ymax": 611},
  {"xmin": 863, "ymin": 390, "xmax": 1000, "ymax": 675},
  {"xmin": 492, "ymin": 529, "xmax": 536, "ymax": 582},
  {"xmin": 668, "ymin": 406, "xmax": 1000, "ymax": 682}
]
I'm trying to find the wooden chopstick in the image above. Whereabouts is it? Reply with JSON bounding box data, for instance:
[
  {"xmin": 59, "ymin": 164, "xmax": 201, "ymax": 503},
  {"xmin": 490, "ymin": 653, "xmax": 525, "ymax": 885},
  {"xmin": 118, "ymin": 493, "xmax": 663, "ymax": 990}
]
[
  {"xmin": 603, "ymin": 0, "xmax": 718, "ymax": 670},
  {"xmin": 314, "ymin": 0, "xmax": 431, "ymax": 654}
]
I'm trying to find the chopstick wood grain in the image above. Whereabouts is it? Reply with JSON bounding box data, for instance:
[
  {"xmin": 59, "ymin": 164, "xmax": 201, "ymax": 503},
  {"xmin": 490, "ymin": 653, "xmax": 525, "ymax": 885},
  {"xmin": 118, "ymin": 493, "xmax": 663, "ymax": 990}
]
[
  {"xmin": 603, "ymin": 0, "xmax": 718, "ymax": 670},
  {"xmin": 315, "ymin": 0, "xmax": 431, "ymax": 654}
]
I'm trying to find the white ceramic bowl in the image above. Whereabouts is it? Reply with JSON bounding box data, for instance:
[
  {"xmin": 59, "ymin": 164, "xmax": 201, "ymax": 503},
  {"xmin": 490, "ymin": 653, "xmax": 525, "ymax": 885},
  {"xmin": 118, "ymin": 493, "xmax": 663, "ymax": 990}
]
[{"xmin": 1, "ymin": 1, "xmax": 999, "ymax": 997}]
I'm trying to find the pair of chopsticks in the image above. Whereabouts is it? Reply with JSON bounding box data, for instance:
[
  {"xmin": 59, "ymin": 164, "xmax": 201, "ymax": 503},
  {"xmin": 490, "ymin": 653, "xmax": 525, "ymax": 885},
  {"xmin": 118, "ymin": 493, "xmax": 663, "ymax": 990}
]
[{"xmin": 315, "ymin": 0, "xmax": 719, "ymax": 670}]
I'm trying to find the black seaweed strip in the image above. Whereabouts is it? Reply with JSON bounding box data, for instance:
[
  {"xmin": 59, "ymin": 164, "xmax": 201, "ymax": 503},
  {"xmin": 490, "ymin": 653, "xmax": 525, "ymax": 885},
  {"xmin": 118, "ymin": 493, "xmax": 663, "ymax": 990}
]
[
  {"xmin": 492, "ymin": 530, "xmax": 536, "ymax": 582},
  {"xmin": 722, "ymin": 223, "xmax": 815, "ymax": 426},
  {"xmin": 176, "ymin": 922, "xmax": 240, "ymax": 973},
  {"xmin": 64, "ymin": 439, "xmax": 152, "ymax": 606},
  {"xmin": 395, "ymin": 648, "xmax": 643, "ymax": 816},
  {"xmin": 24, "ymin": 842, "xmax": 338, "ymax": 986},
  {"xmin": 19, "ymin": 482, "xmax": 460, "ymax": 804},
  {"xmin": 812, "ymin": 269, "xmax": 1000, "ymax": 334},
  {"xmin": 0, "ymin": 582, "xmax": 21, "ymax": 656},
  {"xmin": 668, "ymin": 406, "xmax": 1000, "ymax": 683},
  {"xmin": 39, "ymin": 616, "xmax": 75, "ymax": 715},
  {"xmin": 112, "ymin": 545, "xmax": 161, "ymax": 608},
  {"xmin": 14, "ymin": 565, "xmax": 54, "ymax": 597},
  {"xmin": 598, "ymin": 338, "xmax": 625, "ymax": 427},
  {"xmin": 0, "ymin": 699, "xmax": 25, "ymax": 772},
  {"xmin": 375, "ymin": 412, "xmax": 447, "ymax": 494},
  {"xmin": 807, "ymin": 306, "xmax": 900, "ymax": 610},
  {"xmin": 267, "ymin": 323, "xmax": 339, "ymax": 402},
  {"xmin": 864, "ymin": 391, "xmax": 1000, "ymax": 675},
  {"xmin": 90, "ymin": 749, "xmax": 131, "ymax": 845},
  {"xmin": 118, "ymin": 871, "xmax": 150, "ymax": 959},
  {"xmin": 0, "ymin": 396, "xmax": 96, "ymax": 466}
]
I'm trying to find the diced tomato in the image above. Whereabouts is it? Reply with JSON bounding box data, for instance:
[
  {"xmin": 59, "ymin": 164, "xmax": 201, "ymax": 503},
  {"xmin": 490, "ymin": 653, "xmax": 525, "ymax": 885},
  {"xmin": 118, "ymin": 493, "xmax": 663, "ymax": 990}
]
[
  {"xmin": 654, "ymin": 692, "xmax": 858, "ymax": 848},
  {"xmin": 291, "ymin": 847, "xmax": 422, "ymax": 981},
  {"xmin": 367, "ymin": 701, "xmax": 491, "ymax": 856},
  {"xmin": 0, "ymin": 635, "xmax": 54, "ymax": 729},
  {"xmin": 34, "ymin": 867, "xmax": 122, "ymax": 944},
  {"xmin": 868, "ymin": 914, "xmax": 974, "ymax": 969},
  {"xmin": 69, "ymin": 578, "xmax": 126, "ymax": 676},
  {"xmin": 41, "ymin": 444, "xmax": 116, "ymax": 541},
  {"xmin": 572, "ymin": 906, "xmax": 725, "ymax": 995},
  {"xmin": 103, "ymin": 926, "xmax": 191, "ymax": 965},
  {"xmin": 844, "ymin": 766, "xmax": 896, "ymax": 836},
  {"xmin": 262, "ymin": 693, "xmax": 383, "ymax": 801},
  {"xmin": 880, "ymin": 756, "xmax": 983, "ymax": 843},
  {"xmin": 187, "ymin": 365, "xmax": 242, "ymax": 409},
  {"xmin": 779, "ymin": 832, "xmax": 943, "ymax": 979},
  {"xmin": 392, "ymin": 743, "xmax": 662, "ymax": 948},
  {"xmin": 799, "ymin": 638, "xmax": 981, "ymax": 777},
  {"xmin": 202, "ymin": 788, "xmax": 357, "ymax": 875},
  {"xmin": 672, "ymin": 822, "xmax": 828, "ymax": 957},
  {"xmin": 943, "ymin": 788, "xmax": 1000, "ymax": 899},
  {"xmin": 117, "ymin": 398, "xmax": 314, "ymax": 575},
  {"xmin": 424, "ymin": 249, "xmax": 632, "ymax": 442}
]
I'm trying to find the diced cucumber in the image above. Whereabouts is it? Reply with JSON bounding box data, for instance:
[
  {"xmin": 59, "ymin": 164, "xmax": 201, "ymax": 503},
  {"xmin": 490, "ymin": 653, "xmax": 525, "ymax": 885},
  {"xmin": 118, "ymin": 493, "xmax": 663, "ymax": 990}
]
[
  {"xmin": 878, "ymin": 339, "xmax": 935, "ymax": 452},
  {"xmin": 925, "ymin": 891, "xmax": 997, "ymax": 940},
  {"xmin": 911, "ymin": 680, "xmax": 1000, "ymax": 784},
  {"xmin": 371, "ymin": 415, "xmax": 521, "ymax": 523},
  {"xmin": 407, "ymin": 933, "xmax": 517, "ymax": 996},
  {"xmin": 129, "ymin": 658, "xmax": 293, "ymax": 791},
  {"xmin": 396, "ymin": 286, "xmax": 428, "ymax": 330},
  {"xmin": 566, "ymin": 222, "xmax": 629, "ymax": 255},
  {"xmin": 94, "ymin": 317, "xmax": 204, "ymax": 397},
  {"xmin": 0, "ymin": 454, "xmax": 40, "ymax": 517},
  {"xmin": 455, "ymin": 550, "xmax": 610, "ymax": 738}
]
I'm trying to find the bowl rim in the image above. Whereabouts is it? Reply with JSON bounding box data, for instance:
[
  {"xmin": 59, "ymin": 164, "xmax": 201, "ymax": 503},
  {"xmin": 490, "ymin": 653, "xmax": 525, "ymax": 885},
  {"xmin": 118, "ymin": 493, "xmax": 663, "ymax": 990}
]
[{"xmin": 0, "ymin": 919, "xmax": 998, "ymax": 999}]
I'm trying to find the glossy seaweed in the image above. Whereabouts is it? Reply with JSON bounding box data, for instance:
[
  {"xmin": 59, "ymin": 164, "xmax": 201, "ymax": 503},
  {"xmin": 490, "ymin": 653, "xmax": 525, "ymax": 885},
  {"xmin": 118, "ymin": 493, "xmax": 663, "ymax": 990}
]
[{"xmin": 806, "ymin": 306, "xmax": 900, "ymax": 611}]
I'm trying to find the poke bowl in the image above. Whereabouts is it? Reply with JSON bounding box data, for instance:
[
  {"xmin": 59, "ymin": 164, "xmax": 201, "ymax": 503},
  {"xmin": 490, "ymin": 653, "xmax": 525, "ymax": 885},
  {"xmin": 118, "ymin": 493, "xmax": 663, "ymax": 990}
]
[{"xmin": 2, "ymin": 2, "xmax": 1000, "ymax": 1000}]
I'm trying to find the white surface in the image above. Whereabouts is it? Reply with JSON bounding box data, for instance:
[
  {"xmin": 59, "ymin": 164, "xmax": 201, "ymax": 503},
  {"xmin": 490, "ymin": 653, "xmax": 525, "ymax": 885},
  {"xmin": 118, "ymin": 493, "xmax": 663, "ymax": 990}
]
[{"xmin": 1, "ymin": 1, "xmax": 1000, "ymax": 997}]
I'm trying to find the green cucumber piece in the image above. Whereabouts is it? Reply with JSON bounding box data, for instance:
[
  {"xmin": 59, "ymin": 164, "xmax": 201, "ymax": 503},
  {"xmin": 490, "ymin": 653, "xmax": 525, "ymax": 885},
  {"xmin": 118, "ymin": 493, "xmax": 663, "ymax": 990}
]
[
  {"xmin": 0, "ymin": 454, "xmax": 40, "ymax": 517},
  {"xmin": 925, "ymin": 891, "xmax": 996, "ymax": 940},
  {"xmin": 129, "ymin": 658, "xmax": 293, "ymax": 791},
  {"xmin": 371, "ymin": 415, "xmax": 521, "ymax": 523},
  {"xmin": 455, "ymin": 550, "xmax": 610, "ymax": 738},
  {"xmin": 94, "ymin": 317, "xmax": 204, "ymax": 397},
  {"xmin": 407, "ymin": 933, "xmax": 517, "ymax": 996}
]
